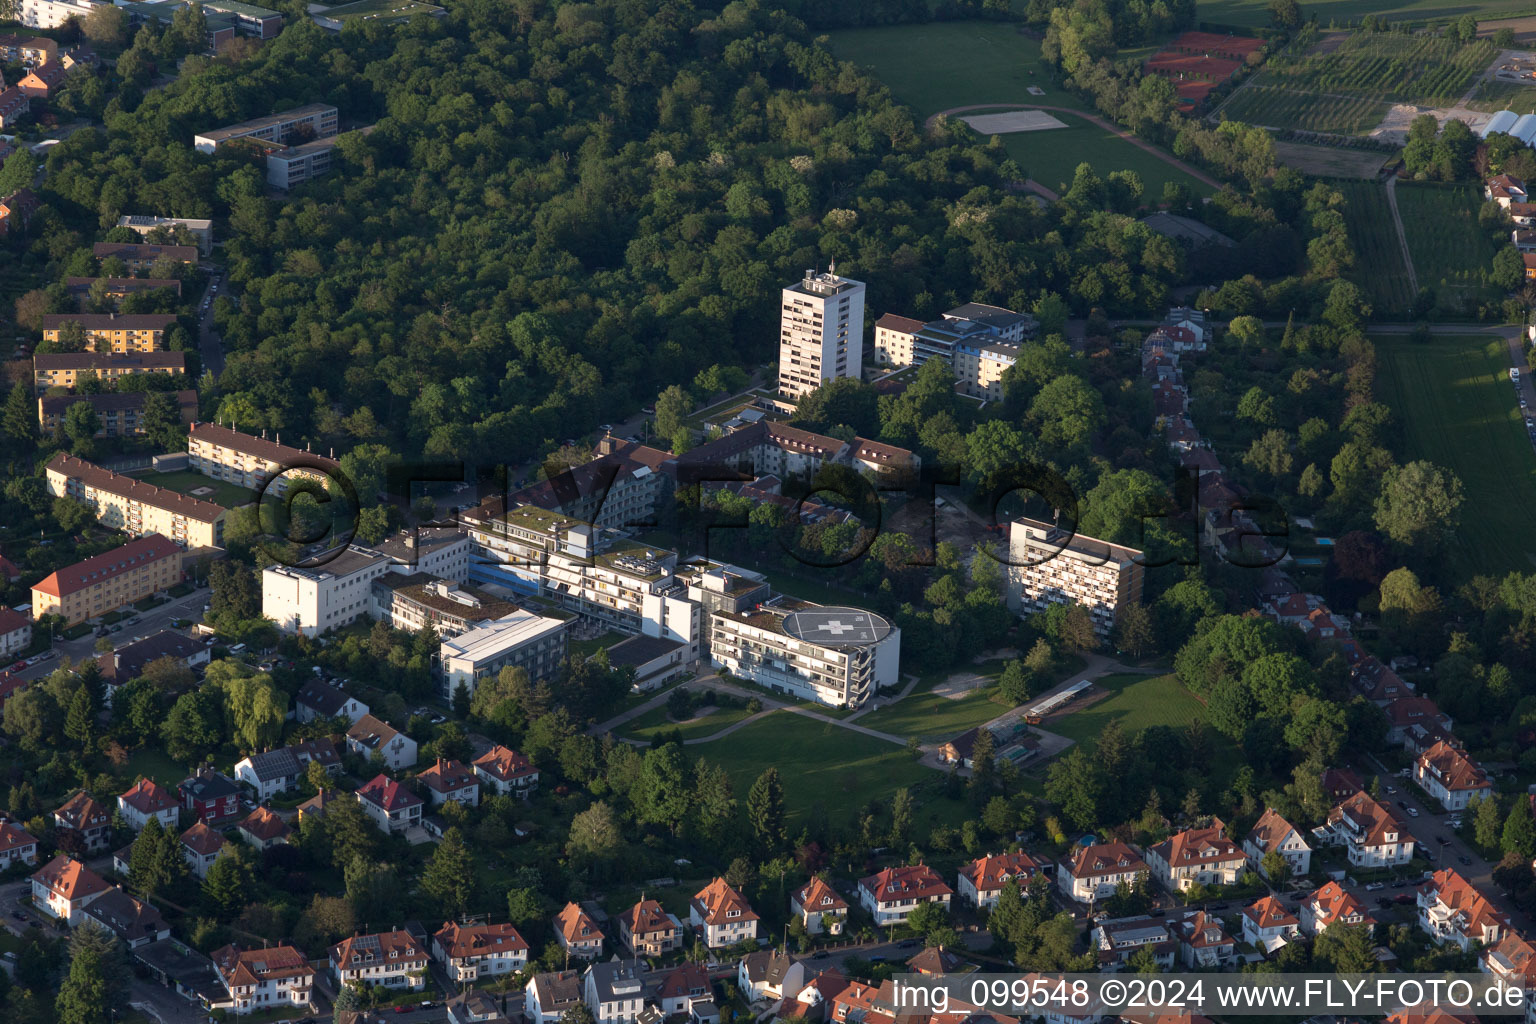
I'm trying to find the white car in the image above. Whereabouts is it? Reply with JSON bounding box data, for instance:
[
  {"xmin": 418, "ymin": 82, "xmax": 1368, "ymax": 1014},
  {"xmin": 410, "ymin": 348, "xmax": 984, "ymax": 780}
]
[
  {"xmin": 1406, "ymin": 806, "xmax": 1420, "ymax": 817},
  {"xmin": 1365, "ymin": 882, "xmax": 1386, "ymax": 892}
]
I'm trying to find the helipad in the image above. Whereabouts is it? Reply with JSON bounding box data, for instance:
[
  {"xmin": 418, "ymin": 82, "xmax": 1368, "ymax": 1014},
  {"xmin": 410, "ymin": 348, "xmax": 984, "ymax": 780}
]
[{"xmin": 781, "ymin": 606, "xmax": 892, "ymax": 647}]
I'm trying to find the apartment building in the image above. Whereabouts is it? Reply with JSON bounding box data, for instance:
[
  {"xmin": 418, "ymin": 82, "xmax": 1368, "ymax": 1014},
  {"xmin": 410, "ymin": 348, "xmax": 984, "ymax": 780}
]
[
  {"xmin": 1059, "ymin": 841, "xmax": 1149, "ymax": 903},
  {"xmin": 188, "ymin": 421, "xmax": 340, "ymax": 495},
  {"xmin": 371, "ymin": 574, "xmax": 515, "ymax": 637},
  {"xmin": 858, "ymin": 864, "xmax": 953, "ymax": 926},
  {"xmin": 777, "ymin": 265, "xmax": 865, "ymax": 402},
  {"xmin": 16, "ymin": 61, "xmax": 66, "ymax": 99},
  {"xmin": 64, "ymin": 276, "xmax": 182, "ymax": 307},
  {"xmin": 0, "ymin": 34, "xmax": 57, "ymax": 65},
  {"xmin": 30, "ymin": 534, "xmax": 182, "ymax": 625},
  {"xmin": 46, "ymin": 453, "xmax": 226, "ymax": 549},
  {"xmin": 0, "ymin": 87, "xmax": 29, "ymax": 130},
  {"xmin": 34, "ymin": 350, "xmax": 186, "ymax": 390},
  {"xmin": 194, "ymin": 103, "xmax": 338, "ymax": 154},
  {"xmin": 17, "ymin": 0, "xmax": 103, "ymax": 30},
  {"xmin": 1415, "ymin": 740, "xmax": 1493, "ymax": 812},
  {"xmin": 1418, "ymin": 869, "xmax": 1508, "ymax": 951},
  {"xmin": 330, "ymin": 930, "xmax": 427, "ymax": 992},
  {"xmin": 117, "ymin": 213, "xmax": 212, "ymax": 248},
  {"xmin": 1007, "ymin": 517, "xmax": 1145, "ymax": 640},
  {"xmin": 1144, "ymin": 821, "xmax": 1246, "ymax": 892},
  {"xmin": 707, "ymin": 598, "xmax": 900, "ymax": 709},
  {"xmin": 92, "ymin": 242, "xmax": 199, "ymax": 270},
  {"xmin": 262, "ymin": 548, "xmax": 391, "ymax": 637},
  {"xmin": 210, "ymin": 944, "xmax": 315, "ymax": 1015},
  {"xmin": 42, "ymin": 313, "xmax": 176, "ymax": 353},
  {"xmin": 38, "ymin": 390, "xmax": 198, "ymax": 438},
  {"xmin": 463, "ymin": 503, "xmax": 701, "ymax": 656},
  {"xmin": 438, "ymin": 608, "xmax": 571, "ymax": 698},
  {"xmin": 873, "ymin": 303, "xmax": 1037, "ymax": 399}
]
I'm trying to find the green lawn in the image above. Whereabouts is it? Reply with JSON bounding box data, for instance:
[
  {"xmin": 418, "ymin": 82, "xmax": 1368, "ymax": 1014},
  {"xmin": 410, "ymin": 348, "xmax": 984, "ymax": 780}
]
[
  {"xmin": 123, "ymin": 747, "xmax": 188, "ymax": 788},
  {"xmin": 620, "ymin": 703, "xmax": 758, "ymax": 742},
  {"xmin": 690, "ymin": 712, "xmax": 964, "ymax": 827},
  {"xmin": 824, "ymin": 23, "xmax": 1210, "ymax": 196},
  {"xmin": 1048, "ymin": 673, "xmax": 1223, "ymax": 757},
  {"xmin": 1394, "ymin": 183, "xmax": 1501, "ymax": 309},
  {"xmin": 1374, "ymin": 334, "xmax": 1536, "ymax": 578},
  {"xmin": 1199, "ymin": 0, "xmax": 1536, "ymax": 28},
  {"xmin": 316, "ymin": 0, "xmax": 442, "ymax": 20},
  {"xmin": 137, "ymin": 469, "xmax": 255, "ymax": 510},
  {"xmin": 569, "ymin": 630, "xmax": 625, "ymax": 661},
  {"xmin": 858, "ymin": 673, "xmax": 1010, "ymax": 743},
  {"xmin": 1337, "ymin": 180, "xmax": 1416, "ymax": 313},
  {"xmin": 825, "ymin": 22, "xmax": 1083, "ymax": 118}
]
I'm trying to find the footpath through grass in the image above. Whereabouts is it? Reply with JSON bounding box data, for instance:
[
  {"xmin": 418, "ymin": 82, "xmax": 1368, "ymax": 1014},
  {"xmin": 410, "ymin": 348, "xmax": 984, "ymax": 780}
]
[
  {"xmin": 858, "ymin": 671, "xmax": 1010, "ymax": 743},
  {"xmin": 1337, "ymin": 180, "xmax": 1415, "ymax": 313},
  {"xmin": 1394, "ymin": 183, "xmax": 1501, "ymax": 309},
  {"xmin": 1374, "ymin": 334, "xmax": 1536, "ymax": 579}
]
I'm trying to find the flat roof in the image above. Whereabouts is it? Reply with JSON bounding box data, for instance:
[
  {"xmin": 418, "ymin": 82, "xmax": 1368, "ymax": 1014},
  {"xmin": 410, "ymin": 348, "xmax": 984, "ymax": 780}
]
[
  {"xmin": 604, "ymin": 633, "xmax": 685, "ymax": 667},
  {"xmin": 439, "ymin": 609, "xmax": 568, "ymax": 664},
  {"xmin": 196, "ymin": 103, "xmax": 337, "ymax": 144},
  {"xmin": 266, "ymin": 546, "xmax": 384, "ymax": 581},
  {"xmin": 202, "ymin": 0, "xmax": 282, "ymax": 17}
]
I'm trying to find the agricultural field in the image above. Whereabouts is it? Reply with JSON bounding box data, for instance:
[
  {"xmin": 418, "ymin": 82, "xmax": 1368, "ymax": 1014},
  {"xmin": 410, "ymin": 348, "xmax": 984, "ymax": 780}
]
[
  {"xmin": 1394, "ymin": 183, "xmax": 1502, "ymax": 307},
  {"xmin": 1199, "ymin": 0, "xmax": 1536, "ymax": 30},
  {"xmin": 1468, "ymin": 77, "xmax": 1536, "ymax": 114},
  {"xmin": 1336, "ymin": 181, "xmax": 1417, "ymax": 312},
  {"xmin": 1273, "ymin": 140, "xmax": 1391, "ymax": 177},
  {"xmin": 1375, "ymin": 335, "xmax": 1536, "ymax": 579},
  {"xmin": 1218, "ymin": 85, "xmax": 1389, "ymax": 134}
]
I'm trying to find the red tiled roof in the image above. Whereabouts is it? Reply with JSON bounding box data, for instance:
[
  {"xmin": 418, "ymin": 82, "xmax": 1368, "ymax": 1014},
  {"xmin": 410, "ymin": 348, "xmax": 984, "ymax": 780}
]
[
  {"xmin": 959, "ymin": 851, "xmax": 1042, "ymax": 894},
  {"xmin": 32, "ymin": 535, "xmax": 179, "ymax": 599},
  {"xmin": 237, "ymin": 806, "xmax": 291, "ymax": 842},
  {"xmin": 0, "ymin": 821, "xmax": 37, "ymax": 857},
  {"xmin": 1305, "ymin": 880, "xmax": 1375, "ymax": 929},
  {"xmin": 555, "ymin": 902, "xmax": 602, "ymax": 944},
  {"xmin": 180, "ymin": 822, "xmax": 226, "ymax": 857},
  {"xmin": 1243, "ymin": 895, "xmax": 1298, "ymax": 930},
  {"xmin": 472, "ymin": 745, "xmax": 537, "ymax": 782},
  {"xmin": 119, "ymin": 778, "xmax": 176, "ymax": 815},
  {"xmin": 55, "ymin": 791, "xmax": 110, "ymax": 830},
  {"xmin": 332, "ymin": 929, "xmax": 426, "ymax": 968},
  {"xmin": 859, "ymin": 863, "xmax": 953, "ymax": 904},
  {"xmin": 212, "ymin": 944, "xmax": 313, "ymax": 987},
  {"xmin": 1150, "ymin": 821, "xmax": 1243, "ymax": 869},
  {"xmin": 355, "ymin": 773, "xmax": 422, "ymax": 812},
  {"xmin": 1065, "ymin": 841, "xmax": 1148, "ymax": 880},
  {"xmin": 31, "ymin": 855, "xmax": 110, "ymax": 902},
  {"xmin": 434, "ymin": 921, "xmax": 528, "ymax": 960},
  {"xmin": 417, "ymin": 757, "xmax": 478, "ymax": 794},
  {"xmin": 1417, "ymin": 741, "xmax": 1491, "ymax": 794},
  {"xmin": 692, "ymin": 877, "xmax": 758, "ymax": 926},
  {"xmin": 793, "ymin": 875, "xmax": 848, "ymax": 913}
]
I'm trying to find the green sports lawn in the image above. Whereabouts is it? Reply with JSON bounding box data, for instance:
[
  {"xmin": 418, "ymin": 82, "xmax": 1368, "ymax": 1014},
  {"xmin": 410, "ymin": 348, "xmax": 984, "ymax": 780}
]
[
  {"xmin": 689, "ymin": 711, "xmax": 967, "ymax": 828},
  {"xmin": 824, "ymin": 23, "xmax": 1211, "ymax": 196},
  {"xmin": 1374, "ymin": 335, "xmax": 1536, "ymax": 578}
]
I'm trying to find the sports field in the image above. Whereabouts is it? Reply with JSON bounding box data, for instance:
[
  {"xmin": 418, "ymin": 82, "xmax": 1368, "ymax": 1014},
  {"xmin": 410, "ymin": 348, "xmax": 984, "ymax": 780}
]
[
  {"xmin": 1199, "ymin": 0, "xmax": 1536, "ymax": 29},
  {"xmin": 691, "ymin": 712, "xmax": 965, "ymax": 827},
  {"xmin": 1395, "ymin": 183, "xmax": 1501, "ymax": 307},
  {"xmin": 1337, "ymin": 181, "xmax": 1416, "ymax": 312},
  {"xmin": 825, "ymin": 23, "xmax": 1211, "ymax": 195},
  {"xmin": 1375, "ymin": 335, "xmax": 1536, "ymax": 578}
]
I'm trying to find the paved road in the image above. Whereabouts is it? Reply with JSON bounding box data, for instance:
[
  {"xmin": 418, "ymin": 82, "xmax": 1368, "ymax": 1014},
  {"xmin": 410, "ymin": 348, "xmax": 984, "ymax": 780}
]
[
  {"xmin": 925, "ymin": 104, "xmax": 1223, "ymax": 192},
  {"xmin": 7, "ymin": 585, "xmax": 209, "ymax": 683},
  {"xmin": 196, "ymin": 272, "xmax": 225, "ymax": 377}
]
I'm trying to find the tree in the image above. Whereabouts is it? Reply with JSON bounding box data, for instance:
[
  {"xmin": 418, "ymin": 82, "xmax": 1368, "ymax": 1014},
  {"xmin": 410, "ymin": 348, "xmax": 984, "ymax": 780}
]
[
  {"xmin": 637, "ymin": 745, "xmax": 692, "ymax": 837},
  {"xmin": 55, "ymin": 946, "xmax": 110, "ymax": 1024},
  {"xmin": 203, "ymin": 848, "xmax": 249, "ymax": 917},
  {"xmin": 1268, "ymin": 0, "xmax": 1302, "ymax": 29},
  {"xmin": 1261, "ymin": 850, "xmax": 1291, "ymax": 884},
  {"xmin": 1474, "ymin": 794, "xmax": 1504, "ymax": 852},
  {"xmin": 748, "ymin": 766, "xmax": 787, "ymax": 855},
  {"xmin": 567, "ymin": 801, "xmax": 622, "ymax": 862},
  {"xmin": 1373, "ymin": 461, "xmax": 1464, "ymax": 552},
  {"xmin": 421, "ymin": 827, "xmax": 474, "ymax": 919},
  {"xmin": 2, "ymin": 380, "xmax": 37, "ymax": 448},
  {"xmin": 1044, "ymin": 747, "xmax": 1101, "ymax": 831},
  {"xmin": 452, "ymin": 681, "xmax": 471, "ymax": 718},
  {"xmin": 162, "ymin": 689, "xmax": 222, "ymax": 764},
  {"xmin": 654, "ymin": 385, "xmax": 692, "ymax": 438},
  {"xmin": 1313, "ymin": 923, "xmax": 1379, "ymax": 974},
  {"xmin": 1112, "ymin": 604, "xmax": 1154, "ymax": 659},
  {"xmin": 81, "ymin": 4, "xmax": 127, "ymax": 45},
  {"xmin": 561, "ymin": 1004, "xmax": 598, "ymax": 1024},
  {"xmin": 64, "ymin": 687, "xmax": 94, "ymax": 749},
  {"xmin": 1059, "ymin": 604, "xmax": 1099, "ymax": 652},
  {"xmin": 128, "ymin": 817, "xmax": 186, "ymax": 899},
  {"xmin": 998, "ymin": 660, "xmax": 1034, "ymax": 705},
  {"xmin": 1503, "ymin": 797, "xmax": 1536, "ymax": 860}
]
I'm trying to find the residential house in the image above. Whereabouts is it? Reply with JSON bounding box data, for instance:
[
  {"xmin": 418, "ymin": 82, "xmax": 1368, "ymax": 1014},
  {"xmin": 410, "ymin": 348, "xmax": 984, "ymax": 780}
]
[
  {"xmin": 433, "ymin": 922, "xmax": 529, "ymax": 982},
  {"xmin": 331, "ymin": 929, "xmax": 429, "ymax": 991},
  {"xmin": 1418, "ymin": 868, "xmax": 1508, "ymax": 951},
  {"xmin": 620, "ymin": 899, "xmax": 681, "ymax": 956},
  {"xmin": 210, "ymin": 944, "xmax": 315, "ymax": 1015},
  {"xmin": 179, "ymin": 768, "xmax": 242, "ymax": 826},
  {"xmin": 1300, "ymin": 881, "xmax": 1375, "ymax": 937},
  {"xmin": 0, "ymin": 608, "xmax": 29, "ymax": 659},
  {"xmin": 234, "ymin": 737, "xmax": 342, "ymax": 799},
  {"xmin": 0, "ymin": 821, "xmax": 38, "ymax": 868},
  {"xmin": 1384, "ymin": 696, "xmax": 1452, "ymax": 749},
  {"xmin": 1242, "ymin": 808, "xmax": 1312, "ymax": 880},
  {"xmin": 346, "ymin": 714, "xmax": 418, "ymax": 771},
  {"xmin": 1171, "ymin": 910, "xmax": 1236, "ymax": 969},
  {"xmin": 1480, "ymin": 932, "xmax": 1536, "ymax": 1023},
  {"xmin": 689, "ymin": 877, "xmax": 759, "ymax": 949},
  {"xmin": 1240, "ymin": 895, "xmax": 1300, "ymax": 954},
  {"xmin": 738, "ymin": 950, "xmax": 804, "ymax": 1003},
  {"xmin": 904, "ymin": 946, "xmax": 969, "ymax": 976},
  {"xmin": 297, "ymin": 789, "xmax": 341, "ymax": 824},
  {"xmin": 30, "ymin": 855, "xmax": 110, "ymax": 924},
  {"xmin": 1144, "ymin": 820, "xmax": 1246, "ymax": 892},
  {"xmin": 1320, "ymin": 791, "xmax": 1415, "ymax": 868},
  {"xmin": 1321, "ymin": 767, "xmax": 1364, "ymax": 802},
  {"xmin": 54, "ymin": 791, "xmax": 111, "ymax": 855},
  {"xmin": 957, "ymin": 850, "xmax": 1043, "ymax": 909},
  {"xmin": 1092, "ymin": 915, "xmax": 1177, "ymax": 971},
  {"xmin": 472, "ymin": 745, "xmax": 539, "ymax": 799},
  {"xmin": 554, "ymin": 902, "xmax": 604, "ymax": 960},
  {"xmin": 1487, "ymin": 174, "xmax": 1528, "ymax": 206},
  {"xmin": 236, "ymin": 807, "xmax": 290, "ymax": 850},
  {"xmin": 355, "ymin": 774, "xmax": 423, "ymax": 834},
  {"xmin": 295, "ymin": 679, "xmax": 369, "ymax": 724},
  {"xmin": 180, "ymin": 822, "xmax": 227, "ymax": 879},
  {"xmin": 98, "ymin": 629, "xmax": 210, "ymax": 701},
  {"xmin": 789, "ymin": 876, "xmax": 847, "ymax": 936},
  {"xmin": 80, "ymin": 886, "xmax": 170, "ymax": 948},
  {"xmin": 117, "ymin": 778, "xmax": 179, "ymax": 833},
  {"xmin": 0, "ymin": 186, "xmax": 40, "ymax": 235},
  {"xmin": 1415, "ymin": 740, "xmax": 1493, "ymax": 812},
  {"xmin": 526, "ymin": 970, "xmax": 583, "ymax": 1024},
  {"xmin": 582, "ymin": 958, "xmax": 648, "ymax": 1024},
  {"xmin": 417, "ymin": 758, "xmax": 481, "ymax": 808},
  {"xmin": 651, "ymin": 963, "xmax": 715, "ymax": 1021},
  {"xmin": 858, "ymin": 863, "xmax": 953, "ymax": 926},
  {"xmin": 1059, "ymin": 841, "xmax": 1149, "ymax": 904},
  {"xmin": 0, "ymin": 87, "xmax": 29, "ymax": 129}
]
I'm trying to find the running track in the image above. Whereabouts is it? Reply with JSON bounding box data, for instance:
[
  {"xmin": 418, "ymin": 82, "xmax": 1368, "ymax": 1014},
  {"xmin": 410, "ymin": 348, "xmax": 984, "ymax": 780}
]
[{"xmin": 927, "ymin": 103, "xmax": 1224, "ymax": 192}]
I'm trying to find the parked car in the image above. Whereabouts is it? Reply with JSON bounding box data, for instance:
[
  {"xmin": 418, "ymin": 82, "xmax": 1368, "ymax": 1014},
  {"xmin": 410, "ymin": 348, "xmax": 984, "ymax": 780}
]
[
  {"xmin": 1437, "ymin": 836, "xmax": 1451, "ymax": 845},
  {"xmin": 811, "ymin": 950, "xmax": 829, "ymax": 959},
  {"xmin": 1365, "ymin": 881, "xmax": 1386, "ymax": 892},
  {"xmin": 1406, "ymin": 806, "xmax": 1419, "ymax": 817},
  {"xmin": 1458, "ymin": 856, "xmax": 1472, "ymax": 866},
  {"xmin": 1394, "ymin": 892, "xmax": 1415, "ymax": 904}
]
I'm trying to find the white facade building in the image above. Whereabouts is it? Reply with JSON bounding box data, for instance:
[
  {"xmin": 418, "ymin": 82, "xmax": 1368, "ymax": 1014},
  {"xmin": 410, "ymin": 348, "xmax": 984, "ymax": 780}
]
[
  {"xmin": 262, "ymin": 548, "xmax": 391, "ymax": 638},
  {"xmin": 707, "ymin": 599, "xmax": 899, "ymax": 709},
  {"xmin": 438, "ymin": 609, "xmax": 571, "ymax": 698},
  {"xmin": 1008, "ymin": 517, "xmax": 1145, "ymax": 640},
  {"xmin": 18, "ymin": 0, "xmax": 103, "ymax": 29},
  {"xmin": 777, "ymin": 266, "xmax": 865, "ymax": 402}
]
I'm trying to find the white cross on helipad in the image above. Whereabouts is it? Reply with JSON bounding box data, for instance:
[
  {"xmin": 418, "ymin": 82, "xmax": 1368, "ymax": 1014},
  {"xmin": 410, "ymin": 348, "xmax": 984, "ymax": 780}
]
[{"xmin": 817, "ymin": 619, "xmax": 853, "ymax": 636}]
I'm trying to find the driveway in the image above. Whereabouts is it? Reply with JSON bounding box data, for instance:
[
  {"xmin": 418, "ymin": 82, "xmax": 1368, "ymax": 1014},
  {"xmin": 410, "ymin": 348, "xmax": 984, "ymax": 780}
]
[{"xmin": 196, "ymin": 272, "xmax": 226, "ymax": 377}]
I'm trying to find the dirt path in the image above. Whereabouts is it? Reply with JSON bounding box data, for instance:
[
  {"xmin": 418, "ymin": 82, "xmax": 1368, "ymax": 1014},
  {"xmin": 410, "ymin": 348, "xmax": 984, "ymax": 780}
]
[
  {"xmin": 1383, "ymin": 175, "xmax": 1420, "ymax": 295},
  {"xmin": 928, "ymin": 103, "xmax": 1224, "ymax": 191}
]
